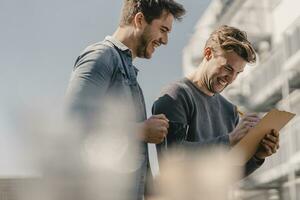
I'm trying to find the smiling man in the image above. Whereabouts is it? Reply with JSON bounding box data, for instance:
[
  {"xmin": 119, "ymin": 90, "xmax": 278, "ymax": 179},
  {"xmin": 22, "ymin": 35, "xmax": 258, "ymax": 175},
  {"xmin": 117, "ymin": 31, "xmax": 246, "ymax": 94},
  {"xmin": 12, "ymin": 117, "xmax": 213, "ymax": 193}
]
[
  {"xmin": 64, "ymin": 0, "xmax": 185, "ymax": 199},
  {"xmin": 152, "ymin": 25, "xmax": 280, "ymax": 176}
]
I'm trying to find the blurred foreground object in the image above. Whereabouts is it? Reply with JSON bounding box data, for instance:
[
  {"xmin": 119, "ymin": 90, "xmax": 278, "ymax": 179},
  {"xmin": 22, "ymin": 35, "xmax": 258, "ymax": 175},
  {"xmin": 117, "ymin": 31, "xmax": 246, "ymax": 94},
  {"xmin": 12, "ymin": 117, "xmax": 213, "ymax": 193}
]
[
  {"xmin": 0, "ymin": 101, "xmax": 140, "ymax": 200},
  {"xmin": 155, "ymin": 148, "xmax": 243, "ymax": 200}
]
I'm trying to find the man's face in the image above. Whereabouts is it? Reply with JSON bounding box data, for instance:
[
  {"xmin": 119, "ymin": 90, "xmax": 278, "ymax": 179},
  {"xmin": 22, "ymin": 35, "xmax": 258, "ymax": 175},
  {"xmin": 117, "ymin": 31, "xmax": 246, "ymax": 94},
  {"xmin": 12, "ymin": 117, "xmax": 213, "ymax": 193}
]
[
  {"xmin": 136, "ymin": 11, "xmax": 174, "ymax": 59},
  {"xmin": 204, "ymin": 49, "xmax": 246, "ymax": 94}
]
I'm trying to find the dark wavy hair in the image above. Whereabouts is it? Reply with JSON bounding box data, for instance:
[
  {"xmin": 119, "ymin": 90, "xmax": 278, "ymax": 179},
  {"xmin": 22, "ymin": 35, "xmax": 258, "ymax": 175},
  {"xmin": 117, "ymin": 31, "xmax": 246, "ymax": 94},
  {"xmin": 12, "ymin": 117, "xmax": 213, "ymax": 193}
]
[{"xmin": 120, "ymin": 0, "xmax": 186, "ymax": 25}]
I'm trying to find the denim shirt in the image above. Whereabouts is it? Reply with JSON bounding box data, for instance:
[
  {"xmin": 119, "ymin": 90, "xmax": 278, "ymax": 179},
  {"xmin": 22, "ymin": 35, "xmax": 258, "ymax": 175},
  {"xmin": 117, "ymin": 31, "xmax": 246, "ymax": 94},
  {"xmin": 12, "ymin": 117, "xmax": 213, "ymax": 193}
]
[{"xmin": 65, "ymin": 36, "xmax": 148, "ymax": 200}]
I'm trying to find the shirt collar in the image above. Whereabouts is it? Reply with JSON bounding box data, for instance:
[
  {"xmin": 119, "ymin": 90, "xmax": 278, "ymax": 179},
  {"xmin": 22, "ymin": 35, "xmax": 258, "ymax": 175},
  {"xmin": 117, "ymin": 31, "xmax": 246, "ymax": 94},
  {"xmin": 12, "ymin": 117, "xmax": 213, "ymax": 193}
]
[
  {"xmin": 105, "ymin": 35, "xmax": 138, "ymax": 73},
  {"xmin": 105, "ymin": 36, "xmax": 130, "ymax": 52}
]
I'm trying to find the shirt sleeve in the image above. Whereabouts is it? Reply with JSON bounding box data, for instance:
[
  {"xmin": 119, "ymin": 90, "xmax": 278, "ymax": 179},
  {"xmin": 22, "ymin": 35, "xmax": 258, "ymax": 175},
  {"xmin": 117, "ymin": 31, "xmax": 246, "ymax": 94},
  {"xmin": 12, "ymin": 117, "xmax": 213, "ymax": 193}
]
[{"xmin": 64, "ymin": 48, "xmax": 114, "ymax": 130}]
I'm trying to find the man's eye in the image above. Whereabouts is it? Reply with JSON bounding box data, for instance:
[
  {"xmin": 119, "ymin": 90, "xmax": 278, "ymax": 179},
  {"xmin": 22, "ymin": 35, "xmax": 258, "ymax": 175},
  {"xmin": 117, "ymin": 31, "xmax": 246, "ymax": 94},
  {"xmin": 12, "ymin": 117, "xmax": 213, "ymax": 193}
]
[{"xmin": 225, "ymin": 67, "xmax": 232, "ymax": 71}]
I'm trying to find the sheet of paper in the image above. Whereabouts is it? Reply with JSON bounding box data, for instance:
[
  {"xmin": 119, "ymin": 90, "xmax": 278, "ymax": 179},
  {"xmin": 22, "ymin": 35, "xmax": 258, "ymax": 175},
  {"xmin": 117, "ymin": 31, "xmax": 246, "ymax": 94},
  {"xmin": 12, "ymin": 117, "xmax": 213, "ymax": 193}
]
[{"xmin": 229, "ymin": 109, "xmax": 296, "ymax": 165}]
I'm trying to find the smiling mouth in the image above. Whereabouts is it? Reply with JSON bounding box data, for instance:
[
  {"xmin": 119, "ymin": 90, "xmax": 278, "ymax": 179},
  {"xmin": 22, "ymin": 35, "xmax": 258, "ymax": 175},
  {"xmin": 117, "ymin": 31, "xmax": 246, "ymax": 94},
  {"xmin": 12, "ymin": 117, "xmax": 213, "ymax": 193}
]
[
  {"xmin": 217, "ymin": 78, "xmax": 228, "ymax": 86},
  {"xmin": 153, "ymin": 41, "xmax": 161, "ymax": 48}
]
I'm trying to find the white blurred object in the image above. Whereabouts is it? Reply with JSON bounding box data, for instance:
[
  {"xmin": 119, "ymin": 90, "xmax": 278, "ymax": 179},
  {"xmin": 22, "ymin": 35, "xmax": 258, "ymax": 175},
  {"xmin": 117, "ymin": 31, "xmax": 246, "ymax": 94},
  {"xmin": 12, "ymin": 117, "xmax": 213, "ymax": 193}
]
[
  {"xmin": 4, "ymin": 98, "xmax": 142, "ymax": 200},
  {"xmin": 148, "ymin": 143, "xmax": 160, "ymax": 177},
  {"xmin": 156, "ymin": 148, "xmax": 242, "ymax": 200}
]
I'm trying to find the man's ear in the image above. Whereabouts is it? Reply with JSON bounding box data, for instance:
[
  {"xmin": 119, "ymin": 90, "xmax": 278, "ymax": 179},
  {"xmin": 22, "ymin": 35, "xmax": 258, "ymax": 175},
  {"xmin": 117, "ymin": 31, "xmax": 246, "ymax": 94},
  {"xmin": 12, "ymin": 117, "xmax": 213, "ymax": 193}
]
[
  {"xmin": 134, "ymin": 12, "xmax": 147, "ymax": 30},
  {"xmin": 204, "ymin": 47, "xmax": 213, "ymax": 61}
]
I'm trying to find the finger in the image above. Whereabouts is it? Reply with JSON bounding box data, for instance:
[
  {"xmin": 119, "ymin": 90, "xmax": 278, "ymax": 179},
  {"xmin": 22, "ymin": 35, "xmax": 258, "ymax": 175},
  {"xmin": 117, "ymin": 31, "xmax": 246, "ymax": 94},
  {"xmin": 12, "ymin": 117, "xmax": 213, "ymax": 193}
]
[
  {"xmin": 159, "ymin": 138, "xmax": 164, "ymax": 144},
  {"xmin": 153, "ymin": 138, "xmax": 164, "ymax": 144},
  {"xmin": 269, "ymin": 144, "xmax": 277, "ymax": 154},
  {"xmin": 149, "ymin": 137, "xmax": 162, "ymax": 144},
  {"xmin": 153, "ymin": 114, "xmax": 169, "ymax": 122},
  {"xmin": 264, "ymin": 134, "xmax": 278, "ymax": 143},
  {"xmin": 243, "ymin": 121, "xmax": 258, "ymax": 128},
  {"xmin": 262, "ymin": 143, "xmax": 273, "ymax": 155},
  {"xmin": 159, "ymin": 127, "xmax": 168, "ymax": 136},
  {"xmin": 153, "ymin": 133, "xmax": 165, "ymax": 143},
  {"xmin": 158, "ymin": 136, "xmax": 165, "ymax": 143},
  {"xmin": 262, "ymin": 139, "xmax": 277, "ymax": 150},
  {"xmin": 271, "ymin": 129, "xmax": 279, "ymax": 137},
  {"xmin": 242, "ymin": 116, "xmax": 260, "ymax": 123},
  {"xmin": 234, "ymin": 127, "xmax": 248, "ymax": 139},
  {"xmin": 241, "ymin": 122, "xmax": 257, "ymax": 131},
  {"xmin": 239, "ymin": 127, "xmax": 250, "ymax": 136},
  {"xmin": 242, "ymin": 113, "xmax": 260, "ymax": 119},
  {"xmin": 158, "ymin": 119, "xmax": 169, "ymax": 129},
  {"xmin": 153, "ymin": 129, "xmax": 164, "ymax": 138},
  {"xmin": 243, "ymin": 113, "xmax": 259, "ymax": 117},
  {"xmin": 262, "ymin": 140, "xmax": 277, "ymax": 154}
]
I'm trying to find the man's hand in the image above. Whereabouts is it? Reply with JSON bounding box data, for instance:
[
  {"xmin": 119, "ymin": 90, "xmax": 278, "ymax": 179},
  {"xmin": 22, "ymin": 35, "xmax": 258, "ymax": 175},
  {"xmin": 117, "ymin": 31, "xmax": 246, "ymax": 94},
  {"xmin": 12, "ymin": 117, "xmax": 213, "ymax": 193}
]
[
  {"xmin": 139, "ymin": 114, "xmax": 169, "ymax": 144},
  {"xmin": 229, "ymin": 113, "xmax": 260, "ymax": 146},
  {"xmin": 255, "ymin": 129, "xmax": 280, "ymax": 160}
]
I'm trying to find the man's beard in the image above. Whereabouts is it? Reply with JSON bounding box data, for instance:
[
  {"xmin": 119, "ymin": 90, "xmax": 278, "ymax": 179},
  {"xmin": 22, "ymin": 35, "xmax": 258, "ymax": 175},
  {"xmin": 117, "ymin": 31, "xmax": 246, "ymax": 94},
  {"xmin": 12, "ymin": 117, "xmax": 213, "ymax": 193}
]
[
  {"xmin": 207, "ymin": 80, "xmax": 216, "ymax": 94},
  {"xmin": 136, "ymin": 27, "xmax": 151, "ymax": 58},
  {"xmin": 208, "ymin": 78, "xmax": 226, "ymax": 94}
]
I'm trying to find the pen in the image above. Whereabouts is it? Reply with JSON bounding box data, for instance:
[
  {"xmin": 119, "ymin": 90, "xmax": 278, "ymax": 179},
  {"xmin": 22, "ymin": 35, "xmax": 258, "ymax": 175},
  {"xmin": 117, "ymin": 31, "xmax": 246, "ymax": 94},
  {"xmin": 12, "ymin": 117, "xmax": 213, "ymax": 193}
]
[{"xmin": 237, "ymin": 108, "xmax": 244, "ymax": 116}]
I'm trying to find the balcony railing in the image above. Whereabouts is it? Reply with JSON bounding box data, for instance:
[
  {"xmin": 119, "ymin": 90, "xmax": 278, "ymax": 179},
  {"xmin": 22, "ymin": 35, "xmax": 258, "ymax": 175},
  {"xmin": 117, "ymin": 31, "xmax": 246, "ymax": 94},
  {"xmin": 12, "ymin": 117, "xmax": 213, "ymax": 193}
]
[
  {"xmin": 285, "ymin": 19, "xmax": 300, "ymax": 59},
  {"xmin": 246, "ymin": 47, "xmax": 285, "ymax": 108},
  {"xmin": 240, "ymin": 18, "xmax": 300, "ymax": 110}
]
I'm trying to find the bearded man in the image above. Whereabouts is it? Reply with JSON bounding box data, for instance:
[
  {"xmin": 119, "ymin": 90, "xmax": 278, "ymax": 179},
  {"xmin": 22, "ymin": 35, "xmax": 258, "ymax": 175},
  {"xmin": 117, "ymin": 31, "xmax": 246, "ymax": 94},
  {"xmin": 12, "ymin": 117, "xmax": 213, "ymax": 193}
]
[{"xmin": 64, "ymin": 1, "xmax": 185, "ymax": 199}]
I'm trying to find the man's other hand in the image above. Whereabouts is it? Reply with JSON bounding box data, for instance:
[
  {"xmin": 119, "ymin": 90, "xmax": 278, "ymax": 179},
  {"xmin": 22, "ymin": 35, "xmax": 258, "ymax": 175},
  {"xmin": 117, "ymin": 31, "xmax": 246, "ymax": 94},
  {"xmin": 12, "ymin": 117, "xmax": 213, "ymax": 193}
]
[
  {"xmin": 139, "ymin": 114, "xmax": 169, "ymax": 144},
  {"xmin": 255, "ymin": 129, "xmax": 280, "ymax": 160}
]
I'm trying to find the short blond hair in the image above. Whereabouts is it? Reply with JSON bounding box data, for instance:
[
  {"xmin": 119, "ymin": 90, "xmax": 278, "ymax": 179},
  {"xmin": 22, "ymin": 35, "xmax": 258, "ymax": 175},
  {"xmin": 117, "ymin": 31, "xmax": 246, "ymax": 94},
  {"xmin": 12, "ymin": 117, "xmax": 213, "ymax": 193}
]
[{"xmin": 205, "ymin": 25, "xmax": 256, "ymax": 64}]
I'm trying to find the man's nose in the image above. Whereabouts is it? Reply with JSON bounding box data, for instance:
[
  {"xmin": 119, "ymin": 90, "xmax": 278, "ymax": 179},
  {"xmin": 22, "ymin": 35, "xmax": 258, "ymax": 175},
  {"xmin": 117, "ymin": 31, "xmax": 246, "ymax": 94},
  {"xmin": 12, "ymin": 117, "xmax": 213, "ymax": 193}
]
[
  {"xmin": 160, "ymin": 34, "xmax": 168, "ymax": 45},
  {"xmin": 225, "ymin": 73, "xmax": 236, "ymax": 84}
]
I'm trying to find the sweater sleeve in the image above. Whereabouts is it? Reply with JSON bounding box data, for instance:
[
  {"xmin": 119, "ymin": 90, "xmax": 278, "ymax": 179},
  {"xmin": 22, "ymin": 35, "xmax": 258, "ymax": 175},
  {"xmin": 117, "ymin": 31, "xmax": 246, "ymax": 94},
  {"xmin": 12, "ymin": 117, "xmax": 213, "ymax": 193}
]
[{"xmin": 244, "ymin": 157, "xmax": 264, "ymax": 177}]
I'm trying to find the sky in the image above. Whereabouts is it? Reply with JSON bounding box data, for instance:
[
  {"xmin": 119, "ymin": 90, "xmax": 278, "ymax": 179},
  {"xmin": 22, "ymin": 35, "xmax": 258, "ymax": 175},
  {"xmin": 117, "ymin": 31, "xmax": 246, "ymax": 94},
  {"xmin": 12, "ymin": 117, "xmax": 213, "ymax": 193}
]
[{"xmin": 0, "ymin": 0, "xmax": 210, "ymax": 174}]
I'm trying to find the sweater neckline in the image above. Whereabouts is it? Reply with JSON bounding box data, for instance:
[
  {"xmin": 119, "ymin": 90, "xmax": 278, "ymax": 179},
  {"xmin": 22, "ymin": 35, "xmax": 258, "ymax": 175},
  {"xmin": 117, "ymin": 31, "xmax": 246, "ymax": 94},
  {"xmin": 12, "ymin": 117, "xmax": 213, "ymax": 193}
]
[{"xmin": 183, "ymin": 77, "xmax": 218, "ymax": 99}]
